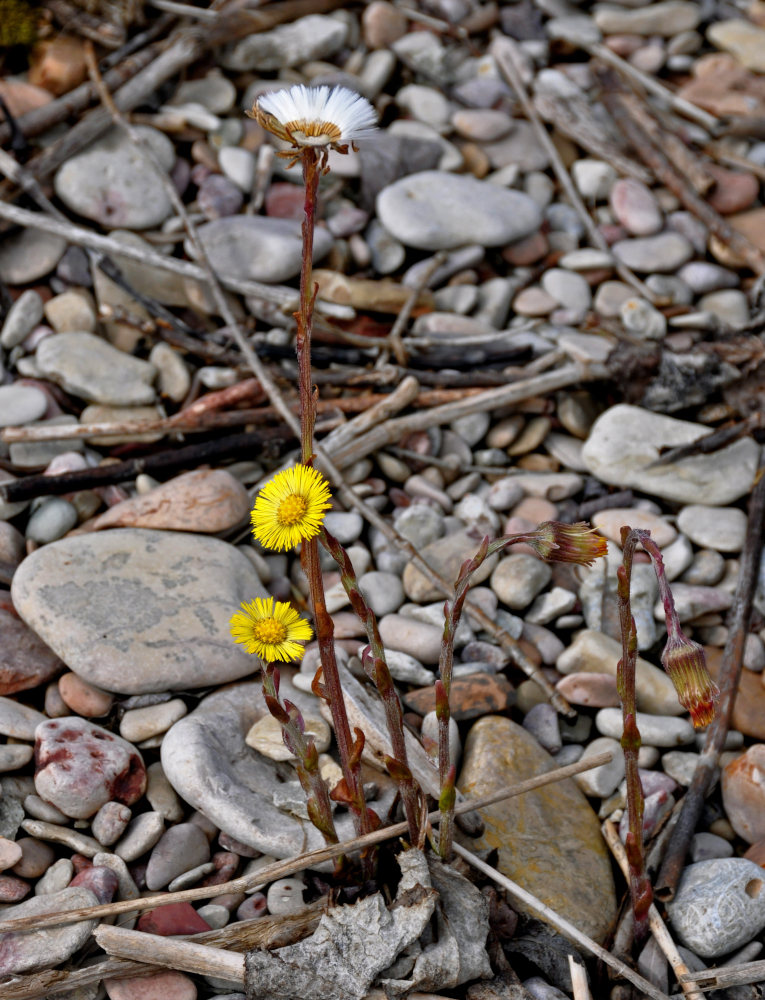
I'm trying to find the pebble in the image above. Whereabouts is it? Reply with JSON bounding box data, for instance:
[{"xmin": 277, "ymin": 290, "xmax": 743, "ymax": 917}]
[
  {"xmin": 654, "ymin": 583, "xmax": 732, "ymax": 623},
  {"xmin": 36, "ymin": 332, "xmax": 156, "ymax": 406},
  {"xmin": 54, "ymin": 126, "xmax": 175, "ymax": 230},
  {"xmin": 682, "ymin": 549, "xmax": 725, "ymax": 586},
  {"xmin": 571, "ymin": 159, "xmax": 616, "ymax": 202},
  {"xmin": 540, "ymin": 269, "xmax": 591, "ymax": 316},
  {"xmin": 0, "ymin": 609, "xmax": 63, "ymax": 696},
  {"xmin": 137, "ymin": 901, "xmax": 211, "ymax": 936},
  {"xmin": 34, "ymin": 717, "xmax": 146, "ymax": 819},
  {"xmin": 0, "ymin": 745, "xmax": 34, "ymax": 771},
  {"xmin": 490, "ymin": 553, "xmax": 552, "ymax": 610},
  {"xmin": 582, "ymin": 404, "xmax": 759, "ymax": 505},
  {"xmin": 557, "ymin": 630, "xmax": 684, "ymax": 716},
  {"xmin": 92, "ymin": 802, "xmax": 132, "ymax": 846},
  {"xmin": 245, "ymin": 713, "xmax": 330, "ymax": 761},
  {"xmin": 377, "ymin": 171, "xmax": 542, "ymax": 251},
  {"xmin": 146, "ymin": 761, "xmax": 185, "ymax": 822},
  {"xmin": 574, "ymin": 737, "xmax": 625, "ymax": 798},
  {"xmin": 0, "ymin": 837, "xmax": 23, "ymax": 871},
  {"xmin": 114, "ymin": 811, "xmax": 165, "ymax": 862},
  {"xmin": 44, "ymin": 289, "xmax": 97, "ymax": 333},
  {"xmin": 378, "ymin": 614, "xmax": 443, "ymax": 664},
  {"xmin": 105, "ymin": 970, "xmax": 198, "ymax": 1000},
  {"xmin": 223, "ymin": 15, "xmax": 347, "ymax": 70},
  {"xmin": 522, "ymin": 703, "xmax": 561, "ymax": 754},
  {"xmin": 619, "ymin": 297, "xmax": 667, "ymax": 340},
  {"xmin": 612, "ymin": 232, "xmax": 694, "ymax": 273},
  {"xmin": 690, "ymin": 832, "xmax": 734, "ymax": 863},
  {"xmin": 596, "ymin": 708, "xmax": 695, "ymax": 747},
  {"xmin": 0, "ymin": 384, "xmax": 49, "ymax": 428},
  {"xmin": 591, "ymin": 508, "xmax": 676, "ymax": 548},
  {"xmin": 192, "ymin": 216, "xmax": 333, "ymax": 284},
  {"xmin": 1, "ymin": 290, "xmax": 44, "ymax": 349},
  {"xmin": 145, "ymin": 822, "xmax": 211, "ymax": 891},
  {"xmin": 0, "ymin": 229, "xmax": 68, "ymax": 284},
  {"xmin": 402, "ymin": 529, "xmax": 497, "ymax": 603},
  {"xmin": 25, "ymin": 496, "xmax": 78, "ymax": 544},
  {"xmin": 36, "ymin": 857, "xmax": 73, "ymax": 895},
  {"xmin": 0, "ymin": 696, "xmax": 48, "ymax": 740},
  {"xmin": 12, "ymin": 837, "xmax": 56, "ymax": 878},
  {"xmin": 58, "ymin": 672, "xmax": 114, "ymax": 717},
  {"xmin": 661, "ymin": 750, "xmax": 701, "ymax": 786},
  {"xmin": 12, "ymin": 528, "xmax": 267, "ymax": 694},
  {"xmin": 677, "ymin": 504, "xmax": 747, "ymax": 552},
  {"xmin": 668, "ymin": 858, "xmax": 765, "ymax": 958},
  {"xmin": 722, "ymin": 745, "xmax": 765, "ymax": 844},
  {"xmin": 594, "ymin": 2, "xmax": 700, "ymax": 36},
  {"xmin": 609, "ymin": 179, "xmax": 662, "ymax": 236},
  {"xmin": 459, "ymin": 715, "xmax": 616, "ymax": 942},
  {"xmin": 266, "ymin": 877, "xmax": 305, "ymax": 915},
  {"xmin": 120, "ymin": 700, "xmax": 188, "ymax": 743}
]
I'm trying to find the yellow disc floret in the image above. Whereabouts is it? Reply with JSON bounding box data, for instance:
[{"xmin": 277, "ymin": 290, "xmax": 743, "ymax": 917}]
[
  {"xmin": 230, "ymin": 597, "xmax": 313, "ymax": 662},
  {"xmin": 251, "ymin": 464, "xmax": 332, "ymax": 551}
]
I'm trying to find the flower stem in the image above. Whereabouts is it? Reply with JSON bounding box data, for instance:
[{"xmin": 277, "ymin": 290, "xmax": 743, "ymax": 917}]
[
  {"xmin": 295, "ymin": 146, "xmax": 372, "ymax": 841},
  {"xmin": 616, "ymin": 528, "xmax": 652, "ymax": 943},
  {"xmin": 261, "ymin": 664, "xmax": 338, "ymax": 846},
  {"xmin": 320, "ymin": 526, "xmax": 423, "ymax": 843}
]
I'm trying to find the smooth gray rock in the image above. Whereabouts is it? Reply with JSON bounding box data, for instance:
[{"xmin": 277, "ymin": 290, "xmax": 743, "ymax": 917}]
[
  {"xmin": 36, "ymin": 332, "xmax": 156, "ymax": 406},
  {"xmin": 0, "ymin": 290, "xmax": 44, "ymax": 349},
  {"xmin": 25, "ymin": 497, "xmax": 78, "ymax": 544},
  {"xmin": 612, "ymin": 233, "xmax": 694, "ymax": 273},
  {"xmin": 0, "ymin": 697, "xmax": 47, "ymax": 740},
  {"xmin": 0, "ymin": 385, "xmax": 48, "ymax": 428},
  {"xmin": 596, "ymin": 708, "xmax": 695, "ymax": 747},
  {"xmin": 0, "ymin": 229, "xmax": 67, "ymax": 284},
  {"xmin": 223, "ymin": 15, "xmax": 348, "ymax": 70},
  {"xmin": 191, "ymin": 216, "xmax": 333, "ymax": 284},
  {"xmin": 581, "ymin": 405, "xmax": 759, "ymax": 505},
  {"xmin": 358, "ymin": 571, "xmax": 405, "ymax": 617},
  {"xmin": 161, "ymin": 676, "xmax": 361, "ymax": 857},
  {"xmin": 11, "ymin": 528, "xmax": 267, "ymax": 694},
  {"xmin": 677, "ymin": 504, "xmax": 747, "ymax": 552},
  {"xmin": 377, "ymin": 170, "xmax": 542, "ymax": 251},
  {"xmin": 0, "ymin": 886, "xmax": 99, "ymax": 974},
  {"xmin": 145, "ymin": 822, "xmax": 210, "ymax": 890},
  {"xmin": 668, "ymin": 858, "xmax": 765, "ymax": 958},
  {"xmin": 54, "ymin": 126, "xmax": 175, "ymax": 230}
]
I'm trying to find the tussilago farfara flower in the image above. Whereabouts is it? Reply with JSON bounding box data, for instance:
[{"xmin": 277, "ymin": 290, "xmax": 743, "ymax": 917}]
[
  {"xmin": 250, "ymin": 84, "xmax": 377, "ymax": 155},
  {"xmin": 230, "ymin": 597, "xmax": 313, "ymax": 662},
  {"xmin": 662, "ymin": 631, "xmax": 719, "ymax": 729},
  {"xmin": 251, "ymin": 465, "xmax": 332, "ymax": 551},
  {"xmin": 528, "ymin": 521, "xmax": 608, "ymax": 567}
]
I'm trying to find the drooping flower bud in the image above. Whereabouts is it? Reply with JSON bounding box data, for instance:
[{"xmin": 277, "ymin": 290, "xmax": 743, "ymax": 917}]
[
  {"xmin": 529, "ymin": 521, "xmax": 608, "ymax": 567},
  {"xmin": 661, "ymin": 632, "xmax": 719, "ymax": 729}
]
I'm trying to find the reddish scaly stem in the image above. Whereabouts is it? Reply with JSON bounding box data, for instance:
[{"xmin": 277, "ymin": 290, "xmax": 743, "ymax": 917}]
[
  {"xmin": 617, "ymin": 529, "xmax": 652, "ymax": 943},
  {"xmin": 295, "ymin": 146, "xmax": 372, "ymax": 843},
  {"xmin": 261, "ymin": 664, "xmax": 338, "ymax": 846}
]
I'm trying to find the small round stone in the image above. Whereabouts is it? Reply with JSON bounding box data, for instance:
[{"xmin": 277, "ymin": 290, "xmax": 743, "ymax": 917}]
[{"xmin": 266, "ymin": 877, "xmax": 305, "ymax": 915}]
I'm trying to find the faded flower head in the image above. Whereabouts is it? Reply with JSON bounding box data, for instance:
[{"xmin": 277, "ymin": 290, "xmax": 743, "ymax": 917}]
[
  {"xmin": 662, "ymin": 631, "xmax": 719, "ymax": 729},
  {"xmin": 251, "ymin": 464, "xmax": 332, "ymax": 552},
  {"xmin": 230, "ymin": 596, "xmax": 313, "ymax": 662},
  {"xmin": 250, "ymin": 84, "xmax": 377, "ymax": 157},
  {"xmin": 529, "ymin": 521, "xmax": 608, "ymax": 567}
]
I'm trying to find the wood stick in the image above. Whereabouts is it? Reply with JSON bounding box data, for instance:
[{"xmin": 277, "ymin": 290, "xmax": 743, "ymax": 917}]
[
  {"xmin": 0, "ymin": 751, "xmax": 612, "ymax": 935},
  {"xmin": 0, "ymin": 201, "xmax": 297, "ymax": 309},
  {"xmin": 452, "ymin": 842, "xmax": 673, "ymax": 1000},
  {"xmin": 568, "ymin": 955, "xmax": 593, "ymax": 1000},
  {"xmin": 655, "ymin": 457, "xmax": 765, "ymax": 900},
  {"xmin": 602, "ymin": 820, "xmax": 704, "ymax": 1000},
  {"xmin": 94, "ymin": 925, "xmax": 245, "ymax": 983},
  {"xmin": 678, "ymin": 960, "xmax": 765, "ymax": 991}
]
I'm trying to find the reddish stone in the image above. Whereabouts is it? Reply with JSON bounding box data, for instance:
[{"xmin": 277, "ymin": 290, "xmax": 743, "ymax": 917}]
[
  {"xmin": 502, "ymin": 231, "xmax": 549, "ymax": 266},
  {"xmin": 0, "ymin": 607, "xmax": 63, "ymax": 696},
  {"xmin": 744, "ymin": 839, "xmax": 765, "ymax": 868},
  {"xmin": 34, "ymin": 717, "xmax": 147, "ymax": 819},
  {"xmin": 105, "ymin": 969, "xmax": 197, "ymax": 1000},
  {"xmin": 403, "ymin": 672, "xmax": 515, "ymax": 720},
  {"xmin": 265, "ymin": 182, "xmax": 304, "ymax": 219},
  {"xmin": 707, "ymin": 649, "xmax": 765, "ymax": 740},
  {"xmin": 706, "ymin": 165, "xmax": 760, "ymax": 215},
  {"xmin": 0, "ymin": 80, "xmax": 52, "ymax": 118},
  {"xmin": 71, "ymin": 865, "xmax": 118, "ymax": 903},
  {"xmin": 28, "ymin": 35, "xmax": 88, "ymax": 97},
  {"xmin": 0, "ymin": 874, "xmax": 30, "ymax": 902},
  {"xmin": 236, "ymin": 892, "xmax": 267, "ymax": 921},
  {"xmin": 722, "ymin": 744, "xmax": 765, "ymax": 843},
  {"xmin": 137, "ymin": 902, "xmax": 211, "ymax": 936},
  {"xmin": 71, "ymin": 854, "xmax": 92, "ymax": 874},
  {"xmin": 58, "ymin": 672, "xmax": 114, "ymax": 717},
  {"xmin": 200, "ymin": 851, "xmax": 239, "ymax": 887}
]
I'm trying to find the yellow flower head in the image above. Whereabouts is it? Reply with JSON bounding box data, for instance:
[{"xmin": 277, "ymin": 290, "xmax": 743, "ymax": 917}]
[
  {"xmin": 230, "ymin": 597, "xmax": 313, "ymax": 662},
  {"xmin": 251, "ymin": 465, "xmax": 332, "ymax": 551}
]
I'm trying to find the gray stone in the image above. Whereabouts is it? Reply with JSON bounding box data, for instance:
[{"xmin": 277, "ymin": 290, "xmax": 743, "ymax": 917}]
[
  {"xmin": 690, "ymin": 832, "xmax": 734, "ymax": 863},
  {"xmin": 223, "ymin": 15, "xmax": 348, "ymax": 70},
  {"xmin": 581, "ymin": 404, "xmax": 759, "ymax": 505},
  {"xmin": 11, "ymin": 528, "xmax": 267, "ymax": 694},
  {"xmin": 114, "ymin": 811, "xmax": 165, "ymax": 862},
  {"xmin": 358, "ymin": 571, "xmax": 405, "ymax": 617},
  {"xmin": 619, "ymin": 297, "xmax": 667, "ymax": 340},
  {"xmin": 323, "ymin": 511, "xmax": 363, "ymax": 545},
  {"xmin": 594, "ymin": 1, "xmax": 700, "ymax": 36},
  {"xmin": 145, "ymin": 822, "xmax": 211, "ymax": 890},
  {"xmin": 191, "ymin": 216, "xmax": 333, "ymax": 284},
  {"xmin": 119, "ymin": 699, "xmax": 187, "ymax": 743},
  {"xmin": 377, "ymin": 171, "xmax": 542, "ymax": 251},
  {"xmin": 0, "ymin": 697, "xmax": 47, "ymax": 740},
  {"xmin": 612, "ymin": 233, "xmax": 694, "ymax": 273},
  {"xmin": 0, "ymin": 745, "xmax": 34, "ymax": 772},
  {"xmin": 677, "ymin": 505, "xmax": 747, "ymax": 553},
  {"xmin": 402, "ymin": 529, "xmax": 497, "ymax": 603},
  {"xmin": 9, "ymin": 416, "xmax": 84, "ymax": 469},
  {"xmin": 0, "ymin": 290, "xmax": 44, "ymax": 349},
  {"xmin": 596, "ymin": 708, "xmax": 695, "ymax": 747},
  {"xmin": 678, "ymin": 262, "xmax": 739, "ymax": 294},
  {"xmin": 266, "ymin": 877, "xmax": 305, "ymax": 915},
  {"xmin": 36, "ymin": 332, "xmax": 156, "ymax": 405},
  {"xmin": 0, "ymin": 229, "xmax": 67, "ymax": 284},
  {"xmin": 491, "ymin": 554, "xmax": 551, "ymax": 611},
  {"xmin": 654, "ymin": 583, "xmax": 732, "ymax": 623},
  {"xmin": 378, "ymin": 614, "xmax": 442, "ymax": 664},
  {"xmin": 26, "ymin": 497, "xmax": 78, "ymax": 544},
  {"xmin": 91, "ymin": 801, "xmax": 132, "ymax": 846},
  {"xmin": 573, "ymin": 737, "xmax": 624, "ymax": 797},
  {"xmin": 668, "ymin": 858, "xmax": 765, "ymax": 958},
  {"xmin": 393, "ymin": 503, "xmax": 445, "ymax": 546},
  {"xmin": 35, "ymin": 857, "xmax": 73, "ymax": 895},
  {"xmin": 374, "ymin": 648, "xmax": 433, "ymax": 686},
  {"xmin": 0, "ymin": 886, "xmax": 99, "ymax": 974},
  {"xmin": 541, "ymin": 268, "xmax": 592, "ymax": 316},
  {"xmin": 0, "ymin": 385, "xmax": 48, "ymax": 428},
  {"xmin": 54, "ymin": 126, "xmax": 175, "ymax": 230}
]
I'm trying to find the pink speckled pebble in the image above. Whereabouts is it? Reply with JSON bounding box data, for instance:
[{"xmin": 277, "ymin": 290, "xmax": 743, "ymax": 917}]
[{"xmin": 105, "ymin": 970, "xmax": 197, "ymax": 1000}]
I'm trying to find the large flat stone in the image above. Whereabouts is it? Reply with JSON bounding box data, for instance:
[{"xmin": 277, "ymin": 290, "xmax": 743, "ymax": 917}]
[
  {"xmin": 581, "ymin": 404, "xmax": 758, "ymax": 505},
  {"xmin": 11, "ymin": 529, "xmax": 267, "ymax": 694},
  {"xmin": 458, "ymin": 715, "xmax": 616, "ymax": 943}
]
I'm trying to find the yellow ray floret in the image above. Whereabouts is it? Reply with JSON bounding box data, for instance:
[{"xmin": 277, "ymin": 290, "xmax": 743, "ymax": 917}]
[
  {"xmin": 251, "ymin": 465, "xmax": 332, "ymax": 551},
  {"xmin": 230, "ymin": 597, "xmax": 313, "ymax": 662}
]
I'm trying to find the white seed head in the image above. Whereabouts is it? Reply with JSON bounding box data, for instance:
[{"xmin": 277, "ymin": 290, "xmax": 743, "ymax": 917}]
[{"xmin": 254, "ymin": 84, "xmax": 378, "ymax": 151}]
